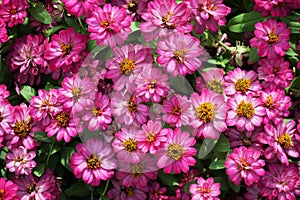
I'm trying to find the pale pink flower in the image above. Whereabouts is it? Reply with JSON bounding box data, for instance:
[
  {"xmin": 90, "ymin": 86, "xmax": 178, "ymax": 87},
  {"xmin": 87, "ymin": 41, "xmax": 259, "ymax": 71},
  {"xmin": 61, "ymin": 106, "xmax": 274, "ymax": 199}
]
[
  {"xmin": 189, "ymin": 177, "xmax": 221, "ymax": 200},
  {"xmin": 224, "ymin": 146, "xmax": 266, "ymax": 186},
  {"xmin": 196, "ymin": 68, "xmax": 225, "ymax": 94},
  {"xmin": 157, "ymin": 32, "xmax": 202, "ymax": 77}
]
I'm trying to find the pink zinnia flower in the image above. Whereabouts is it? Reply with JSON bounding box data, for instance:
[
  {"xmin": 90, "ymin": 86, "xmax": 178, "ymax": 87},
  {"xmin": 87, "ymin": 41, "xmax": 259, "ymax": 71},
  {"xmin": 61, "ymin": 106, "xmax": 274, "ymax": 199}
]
[
  {"xmin": 254, "ymin": 0, "xmax": 296, "ymax": 17},
  {"xmin": 140, "ymin": 0, "xmax": 192, "ymax": 41},
  {"xmin": 60, "ymin": 74, "xmax": 96, "ymax": 113},
  {"xmin": 112, "ymin": 127, "xmax": 144, "ymax": 164},
  {"xmin": 5, "ymin": 103, "xmax": 39, "ymax": 150},
  {"xmin": 258, "ymin": 119, "xmax": 299, "ymax": 166},
  {"xmin": 62, "ymin": 0, "xmax": 105, "ymax": 17},
  {"xmin": 29, "ymin": 89, "xmax": 62, "ymax": 127},
  {"xmin": 70, "ymin": 138, "xmax": 117, "ymax": 186},
  {"xmin": 224, "ymin": 68, "xmax": 261, "ymax": 96},
  {"xmin": 244, "ymin": 183, "xmax": 263, "ymax": 200},
  {"xmin": 107, "ymin": 180, "xmax": 148, "ymax": 200},
  {"xmin": 105, "ymin": 44, "xmax": 153, "ymax": 91},
  {"xmin": 189, "ymin": 177, "xmax": 221, "ymax": 200},
  {"xmin": 196, "ymin": 68, "xmax": 225, "ymax": 94},
  {"xmin": 45, "ymin": 109, "xmax": 77, "ymax": 142},
  {"xmin": 257, "ymin": 57, "xmax": 293, "ymax": 90},
  {"xmin": 224, "ymin": 146, "xmax": 266, "ymax": 186},
  {"xmin": 156, "ymin": 128, "xmax": 197, "ymax": 174},
  {"xmin": 6, "ymin": 146, "xmax": 36, "ymax": 176},
  {"xmin": 260, "ymin": 89, "xmax": 291, "ymax": 124},
  {"xmin": 0, "ymin": 84, "xmax": 10, "ymax": 99},
  {"xmin": 7, "ymin": 34, "xmax": 50, "ymax": 85},
  {"xmin": 135, "ymin": 67, "xmax": 170, "ymax": 103},
  {"xmin": 162, "ymin": 94, "xmax": 194, "ymax": 128},
  {"xmin": 148, "ymin": 182, "xmax": 168, "ymax": 200},
  {"xmin": 0, "ymin": 0, "xmax": 29, "ymax": 28},
  {"xmin": 190, "ymin": 89, "xmax": 227, "ymax": 140},
  {"xmin": 86, "ymin": 4, "xmax": 132, "ymax": 47},
  {"xmin": 0, "ymin": 177, "xmax": 18, "ymax": 200},
  {"xmin": 188, "ymin": 0, "xmax": 231, "ymax": 34},
  {"xmin": 261, "ymin": 163, "xmax": 300, "ymax": 200},
  {"xmin": 111, "ymin": 92, "xmax": 149, "ymax": 127},
  {"xmin": 81, "ymin": 92, "xmax": 112, "ymax": 131},
  {"xmin": 14, "ymin": 169, "xmax": 61, "ymax": 200},
  {"xmin": 226, "ymin": 93, "xmax": 265, "ymax": 131},
  {"xmin": 111, "ymin": 0, "xmax": 149, "ymax": 21},
  {"xmin": 0, "ymin": 99, "xmax": 14, "ymax": 147},
  {"xmin": 250, "ymin": 18, "xmax": 290, "ymax": 59},
  {"xmin": 116, "ymin": 155, "xmax": 158, "ymax": 189},
  {"xmin": 157, "ymin": 32, "xmax": 202, "ymax": 77},
  {"xmin": 0, "ymin": 20, "xmax": 8, "ymax": 45},
  {"xmin": 136, "ymin": 120, "xmax": 168, "ymax": 154},
  {"xmin": 44, "ymin": 27, "xmax": 88, "ymax": 79}
]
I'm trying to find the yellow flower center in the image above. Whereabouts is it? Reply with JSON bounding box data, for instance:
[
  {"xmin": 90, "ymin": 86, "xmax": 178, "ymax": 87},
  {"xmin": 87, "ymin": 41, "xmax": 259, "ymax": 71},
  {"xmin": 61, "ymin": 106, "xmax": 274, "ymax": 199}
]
[
  {"xmin": 13, "ymin": 118, "xmax": 31, "ymax": 137},
  {"xmin": 120, "ymin": 58, "xmax": 136, "ymax": 75},
  {"xmin": 27, "ymin": 183, "xmax": 37, "ymax": 194},
  {"xmin": 86, "ymin": 154, "xmax": 102, "ymax": 169},
  {"xmin": 173, "ymin": 49, "xmax": 186, "ymax": 63},
  {"xmin": 236, "ymin": 100, "xmax": 254, "ymax": 119},
  {"xmin": 56, "ymin": 112, "xmax": 70, "ymax": 128},
  {"xmin": 128, "ymin": 97, "xmax": 137, "ymax": 113},
  {"xmin": 238, "ymin": 159, "xmax": 249, "ymax": 170},
  {"xmin": 146, "ymin": 130, "xmax": 156, "ymax": 142},
  {"xmin": 127, "ymin": 1, "xmax": 137, "ymax": 12},
  {"xmin": 207, "ymin": 79, "xmax": 223, "ymax": 94},
  {"xmin": 172, "ymin": 106, "xmax": 182, "ymax": 115},
  {"xmin": 125, "ymin": 187, "xmax": 135, "ymax": 197},
  {"xmin": 268, "ymin": 29, "xmax": 279, "ymax": 44},
  {"xmin": 277, "ymin": 133, "xmax": 292, "ymax": 149},
  {"xmin": 167, "ymin": 143, "xmax": 184, "ymax": 160},
  {"xmin": 92, "ymin": 108, "xmax": 101, "ymax": 116},
  {"xmin": 162, "ymin": 11, "xmax": 176, "ymax": 29},
  {"xmin": 123, "ymin": 138, "xmax": 138, "ymax": 152},
  {"xmin": 196, "ymin": 102, "xmax": 216, "ymax": 123},
  {"xmin": 198, "ymin": 187, "xmax": 212, "ymax": 193},
  {"xmin": 264, "ymin": 96, "xmax": 274, "ymax": 109},
  {"xmin": 130, "ymin": 163, "xmax": 145, "ymax": 178},
  {"xmin": 147, "ymin": 80, "xmax": 156, "ymax": 90},
  {"xmin": 71, "ymin": 87, "xmax": 82, "ymax": 101},
  {"xmin": 0, "ymin": 189, "xmax": 4, "ymax": 200},
  {"xmin": 235, "ymin": 78, "xmax": 251, "ymax": 93},
  {"xmin": 0, "ymin": 112, "xmax": 3, "ymax": 122}
]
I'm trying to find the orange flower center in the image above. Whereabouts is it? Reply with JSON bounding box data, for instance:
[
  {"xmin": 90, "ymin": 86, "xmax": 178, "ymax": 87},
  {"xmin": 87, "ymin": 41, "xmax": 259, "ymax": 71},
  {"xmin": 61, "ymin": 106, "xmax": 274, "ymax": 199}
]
[
  {"xmin": 236, "ymin": 100, "xmax": 254, "ymax": 119},
  {"xmin": 61, "ymin": 43, "xmax": 72, "ymax": 55},
  {"xmin": 167, "ymin": 143, "xmax": 184, "ymax": 160},
  {"xmin": 268, "ymin": 29, "xmax": 279, "ymax": 44},
  {"xmin": 264, "ymin": 96, "xmax": 274, "ymax": 109},
  {"xmin": 13, "ymin": 118, "xmax": 31, "ymax": 137},
  {"xmin": 123, "ymin": 138, "xmax": 138, "ymax": 152},
  {"xmin": 86, "ymin": 154, "xmax": 102, "ymax": 169},
  {"xmin": 56, "ymin": 112, "xmax": 70, "ymax": 128},
  {"xmin": 172, "ymin": 106, "xmax": 182, "ymax": 115},
  {"xmin": 196, "ymin": 102, "xmax": 216, "ymax": 123},
  {"xmin": 277, "ymin": 133, "xmax": 292, "ymax": 149},
  {"xmin": 235, "ymin": 78, "xmax": 251, "ymax": 93},
  {"xmin": 120, "ymin": 58, "xmax": 136, "ymax": 75}
]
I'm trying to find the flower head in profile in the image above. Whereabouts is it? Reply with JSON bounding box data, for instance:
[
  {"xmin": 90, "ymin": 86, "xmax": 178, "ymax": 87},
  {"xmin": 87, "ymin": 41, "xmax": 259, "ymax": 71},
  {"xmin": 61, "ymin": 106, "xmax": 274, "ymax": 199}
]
[
  {"xmin": 224, "ymin": 146, "xmax": 266, "ymax": 186},
  {"xmin": 0, "ymin": 177, "xmax": 18, "ymax": 200},
  {"xmin": 157, "ymin": 32, "xmax": 202, "ymax": 77},
  {"xmin": 86, "ymin": 4, "xmax": 132, "ymax": 47},
  {"xmin": 189, "ymin": 177, "xmax": 221, "ymax": 200},
  {"xmin": 156, "ymin": 128, "xmax": 197, "ymax": 174},
  {"xmin": 140, "ymin": 0, "xmax": 192, "ymax": 41},
  {"xmin": 190, "ymin": 89, "xmax": 227, "ymax": 140},
  {"xmin": 70, "ymin": 138, "xmax": 117, "ymax": 186},
  {"xmin": 250, "ymin": 18, "xmax": 290, "ymax": 59}
]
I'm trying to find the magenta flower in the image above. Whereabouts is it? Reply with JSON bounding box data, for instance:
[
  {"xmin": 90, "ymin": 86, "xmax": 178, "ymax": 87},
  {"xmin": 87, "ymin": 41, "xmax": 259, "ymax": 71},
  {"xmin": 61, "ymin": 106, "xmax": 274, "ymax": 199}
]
[
  {"xmin": 7, "ymin": 34, "xmax": 50, "ymax": 85},
  {"xmin": 0, "ymin": 99, "xmax": 14, "ymax": 147},
  {"xmin": 261, "ymin": 163, "xmax": 300, "ymax": 200},
  {"xmin": 29, "ymin": 89, "xmax": 62, "ymax": 127},
  {"xmin": 244, "ymin": 183, "xmax": 263, "ymax": 200},
  {"xmin": 260, "ymin": 89, "xmax": 291, "ymax": 124},
  {"xmin": 162, "ymin": 94, "xmax": 194, "ymax": 128},
  {"xmin": 135, "ymin": 67, "xmax": 170, "ymax": 103},
  {"xmin": 0, "ymin": 20, "xmax": 8, "ymax": 45},
  {"xmin": 190, "ymin": 89, "xmax": 227, "ymax": 140},
  {"xmin": 70, "ymin": 138, "xmax": 117, "ymax": 186},
  {"xmin": 14, "ymin": 169, "xmax": 61, "ymax": 200},
  {"xmin": 0, "ymin": 178, "xmax": 18, "ymax": 200},
  {"xmin": 111, "ymin": 92, "xmax": 149, "ymax": 127},
  {"xmin": 105, "ymin": 44, "xmax": 153, "ymax": 91},
  {"xmin": 45, "ymin": 109, "xmax": 77, "ymax": 143},
  {"xmin": 5, "ymin": 103, "xmax": 39, "ymax": 150},
  {"xmin": 157, "ymin": 32, "xmax": 202, "ymax": 77},
  {"xmin": 136, "ymin": 120, "xmax": 168, "ymax": 154},
  {"xmin": 44, "ymin": 27, "xmax": 88, "ymax": 79},
  {"xmin": 189, "ymin": 177, "xmax": 221, "ymax": 200},
  {"xmin": 60, "ymin": 74, "xmax": 96, "ymax": 113},
  {"xmin": 107, "ymin": 180, "xmax": 148, "ymax": 200},
  {"xmin": 111, "ymin": 0, "xmax": 149, "ymax": 21},
  {"xmin": 81, "ymin": 92, "xmax": 112, "ymax": 131},
  {"xmin": 156, "ymin": 128, "xmax": 197, "ymax": 174},
  {"xmin": 196, "ymin": 68, "xmax": 225, "ymax": 94},
  {"xmin": 112, "ymin": 127, "xmax": 144, "ymax": 164},
  {"xmin": 116, "ymin": 155, "xmax": 158, "ymax": 189},
  {"xmin": 250, "ymin": 18, "xmax": 290, "ymax": 59},
  {"xmin": 148, "ymin": 182, "xmax": 168, "ymax": 200},
  {"xmin": 226, "ymin": 93, "xmax": 265, "ymax": 131},
  {"xmin": 6, "ymin": 146, "xmax": 36, "ymax": 176},
  {"xmin": 254, "ymin": 0, "xmax": 296, "ymax": 17},
  {"xmin": 86, "ymin": 4, "xmax": 132, "ymax": 47},
  {"xmin": 257, "ymin": 57, "xmax": 293, "ymax": 90},
  {"xmin": 258, "ymin": 119, "xmax": 299, "ymax": 166},
  {"xmin": 0, "ymin": 84, "xmax": 10, "ymax": 99},
  {"xmin": 0, "ymin": 0, "xmax": 29, "ymax": 28},
  {"xmin": 224, "ymin": 68, "xmax": 261, "ymax": 96},
  {"xmin": 62, "ymin": 0, "xmax": 105, "ymax": 17},
  {"xmin": 189, "ymin": 0, "xmax": 231, "ymax": 34},
  {"xmin": 140, "ymin": 0, "xmax": 192, "ymax": 41},
  {"xmin": 224, "ymin": 146, "xmax": 266, "ymax": 186}
]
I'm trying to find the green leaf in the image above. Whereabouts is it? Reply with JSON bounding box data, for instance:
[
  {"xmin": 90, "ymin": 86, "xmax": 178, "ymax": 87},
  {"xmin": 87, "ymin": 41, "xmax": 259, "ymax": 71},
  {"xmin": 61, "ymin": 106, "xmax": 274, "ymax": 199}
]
[
  {"xmin": 209, "ymin": 159, "xmax": 225, "ymax": 170},
  {"xmin": 130, "ymin": 22, "xmax": 140, "ymax": 33},
  {"xmin": 35, "ymin": 132, "xmax": 54, "ymax": 143},
  {"xmin": 158, "ymin": 171, "xmax": 179, "ymax": 186},
  {"xmin": 228, "ymin": 11, "xmax": 265, "ymax": 33},
  {"xmin": 248, "ymin": 47, "xmax": 260, "ymax": 63},
  {"xmin": 213, "ymin": 134, "xmax": 230, "ymax": 152},
  {"xmin": 29, "ymin": 2, "xmax": 52, "ymax": 24},
  {"xmin": 65, "ymin": 181, "xmax": 91, "ymax": 197},
  {"xmin": 60, "ymin": 146, "xmax": 76, "ymax": 172},
  {"xmin": 183, "ymin": 181, "xmax": 195, "ymax": 194},
  {"xmin": 48, "ymin": 154, "xmax": 59, "ymax": 171},
  {"xmin": 198, "ymin": 138, "xmax": 218, "ymax": 159},
  {"xmin": 20, "ymin": 85, "xmax": 36, "ymax": 102},
  {"xmin": 214, "ymin": 176, "xmax": 230, "ymax": 191},
  {"xmin": 33, "ymin": 163, "xmax": 45, "ymax": 177},
  {"xmin": 227, "ymin": 175, "xmax": 240, "ymax": 193},
  {"xmin": 65, "ymin": 17, "xmax": 81, "ymax": 32}
]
